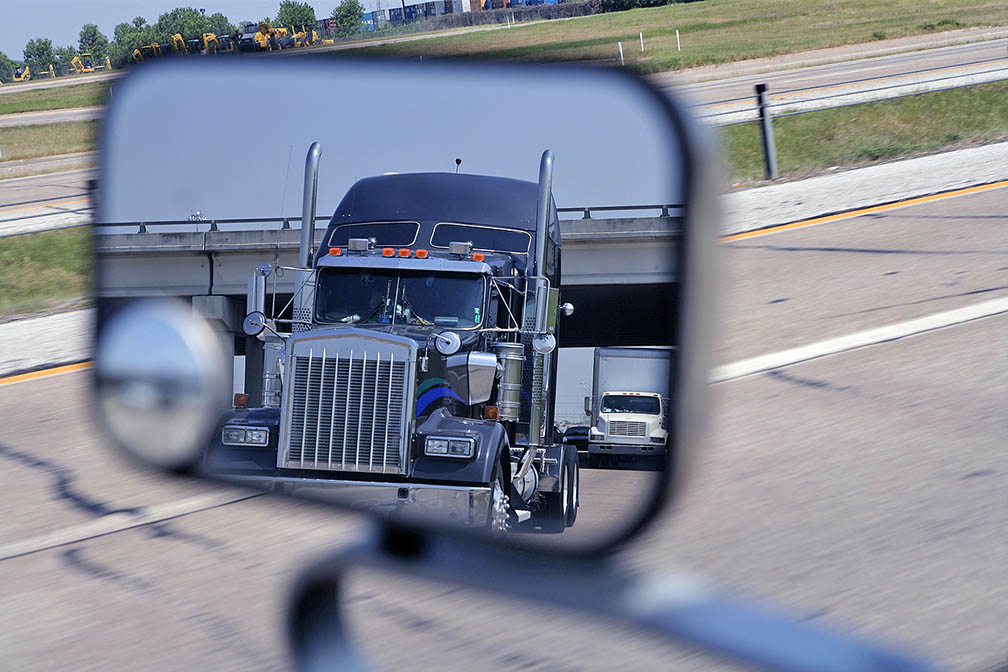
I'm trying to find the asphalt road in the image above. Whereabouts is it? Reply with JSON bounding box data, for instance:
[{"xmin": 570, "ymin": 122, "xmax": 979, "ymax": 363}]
[
  {"xmin": 1, "ymin": 184, "xmax": 1005, "ymax": 670},
  {"xmin": 0, "ymin": 168, "xmax": 93, "ymax": 237},
  {"xmin": 0, "ymin": 106, "xmax": 102, "ymax": 128}
]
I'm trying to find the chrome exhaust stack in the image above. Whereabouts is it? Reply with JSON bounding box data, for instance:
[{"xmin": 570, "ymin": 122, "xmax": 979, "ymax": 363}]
[
  {"xmin": 294, "ymin": 141, "xmax": 322, "ymax": 332},
  {"xmin": 524, "ymin": 149, "xmax": 554, "ymax": 453}
]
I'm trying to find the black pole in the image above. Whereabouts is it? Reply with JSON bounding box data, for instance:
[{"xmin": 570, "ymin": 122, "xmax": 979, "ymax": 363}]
[{"xmin": 755, "ymin": 83, "xmax": 778, "ymax": 180}]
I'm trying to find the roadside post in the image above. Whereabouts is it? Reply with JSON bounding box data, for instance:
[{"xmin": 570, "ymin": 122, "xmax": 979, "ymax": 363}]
[
  {"xmin": 618, "ymin": 41, "xmax": 624, "ymax": 66},
  {"xmin": 640, "ymin": 32, "xmax": 644, "ymax": 51},
  {"xmin": 755, "ymin": 83, "xmax": 779, "ymax": 179}
]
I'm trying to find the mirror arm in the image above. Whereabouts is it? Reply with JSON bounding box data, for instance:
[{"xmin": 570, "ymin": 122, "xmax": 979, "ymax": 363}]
[{"xmin": 288, "ymin": 524, "xmax": 937, "ymax": 672}]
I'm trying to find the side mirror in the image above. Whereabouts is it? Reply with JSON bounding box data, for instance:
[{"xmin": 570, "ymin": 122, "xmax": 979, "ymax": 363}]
[{"xmin": 584, "ymin": 396, "xmax": 592, "ymax": 416}]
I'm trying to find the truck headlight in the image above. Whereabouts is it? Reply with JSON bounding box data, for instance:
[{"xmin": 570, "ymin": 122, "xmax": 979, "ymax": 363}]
[
  {"xmin": 425, "ymin": 436, "xmax": 474, "ymax": 458},
  {"xmin": 222, "ymin": 426, "xmax": 269, "ymax": 446},
  {"xmin": 650, "ymin": 436, "xmax": 666, "ymax": 444}
]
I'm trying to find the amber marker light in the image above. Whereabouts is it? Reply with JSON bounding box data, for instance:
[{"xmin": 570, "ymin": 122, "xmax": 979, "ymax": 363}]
[
  {"xmin": 233, "ymin": 393, "xmax": 248, "ymax": 408},
  {"xmin": 472, "ymin": 252, "xmax": 485, "ymax": 261},
  {"xmin": 415, "ymin": 249, "xmax": 429, "ymax": 259},
  {"xmin": 328, "ymin": 247, "xmax": 342, "ymax": 256},
  {"xmin": 398, "ymin": 248, "xmax": 411, "ymax": 258},
  {"xmin": 483, "ymin": 405, "xmax": 499, "ymax": 420},
  {"xmin": 382, "ymin": 248, "xmax": 394, "ymax": 257}
]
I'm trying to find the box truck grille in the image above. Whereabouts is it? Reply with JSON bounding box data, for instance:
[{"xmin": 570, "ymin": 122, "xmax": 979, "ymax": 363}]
[
  {"xmin": 284, "ymin": 350, "xmax": 408, "ymax": 474},
  {"xmin": 609, "ymin": 420, "xmax": 647, "ymax": 438}
]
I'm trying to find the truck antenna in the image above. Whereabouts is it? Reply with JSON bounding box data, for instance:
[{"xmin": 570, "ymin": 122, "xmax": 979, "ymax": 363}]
[
  {"xmin": 455, "ymin": 157, "xmax": 462, "ymax": 174},
  {"xmin": 278, "ymin": 143, "xmax": 294, "ymax": 217}
]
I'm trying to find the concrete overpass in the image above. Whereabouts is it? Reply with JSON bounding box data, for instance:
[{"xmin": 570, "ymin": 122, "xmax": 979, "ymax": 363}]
[{"xmin": 95, "ymin": 213, "xmax": 681, "ymax": 349}]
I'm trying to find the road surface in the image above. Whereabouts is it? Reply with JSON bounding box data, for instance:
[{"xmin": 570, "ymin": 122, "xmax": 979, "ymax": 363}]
[{"xmin": 1, "ymin": 184, "xmax": 1005, "ymax": 670}]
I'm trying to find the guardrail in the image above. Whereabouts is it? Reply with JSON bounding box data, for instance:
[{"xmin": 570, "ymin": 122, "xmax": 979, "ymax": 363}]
[{"xmin": 95, "ymin": 206, "xmax": 685, "ymax": 234}]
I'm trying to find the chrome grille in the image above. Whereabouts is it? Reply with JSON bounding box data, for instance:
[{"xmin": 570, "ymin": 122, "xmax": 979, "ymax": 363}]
[
  {"xmin": 609, "ymin": 420, "xmax": 647, "ymax": 438},
  {"xmin": 284, "ymin": 348, "xmax": 408, "ymax": 473}
]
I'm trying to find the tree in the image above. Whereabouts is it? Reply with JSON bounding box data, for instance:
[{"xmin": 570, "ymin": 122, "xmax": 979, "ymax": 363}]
[
  {"xmin": 23, "ymin": 38, "xmax": 56, "ymax": 72},
  {"xmin": 55, "ymin": 45, "xmax": 77, "ymax": 75},
  {"xmin": 332, "ymin": 0, "xmax": 365, "ymax": 38},
  {"xmin": 276, "ymin": 1, "xmax": 317, "ymax": 28},
  {"xmin": 205, "ymin": 12, "xmax": 236, "ymax": 36},
  {"xmin": 132, "ymin": 16, "xmax": 148, "ymax": 30},
  {"xmin": 155, "ymin": 7, "xmax": 209, "ymax": 41},
  {"xmin": 78, "ymin": 23, "xmax": 110, "ymax": 59},
  {"xmin": 0, "ymin": 51, "xmax": 22, "ymax": 83}
]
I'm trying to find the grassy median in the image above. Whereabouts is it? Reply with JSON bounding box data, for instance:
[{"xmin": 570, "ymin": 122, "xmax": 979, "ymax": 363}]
[
  {"xmin": 0, "ymin": 82, "xmax": 108, "ymax": 115},
  {"xmin": 721, "ymin": 80, "xmax": 1008, "ymax": 183},
  {"xmin": 357, "ymin": 0, "xmax": 1006, "ymax": 73},
  {"xmin": 0, "ymin": 121, "xmax": 97, "ymax": 162},
  {"xmin": 0, "ymin": 228, "xmax": 90, "ymax": 317}
]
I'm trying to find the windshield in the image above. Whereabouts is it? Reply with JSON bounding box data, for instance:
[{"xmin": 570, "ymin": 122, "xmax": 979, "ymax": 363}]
[
  {"xmin": 315, "ymin": 268, "xmax": 486, "ymax": 328},
  {"xmin": 601, "ymin": 395, "xmax": 660, "ymax": 415}
]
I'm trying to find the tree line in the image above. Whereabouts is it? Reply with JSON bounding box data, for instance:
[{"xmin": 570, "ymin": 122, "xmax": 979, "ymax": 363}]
[{"xmin": 0, "ymin": 2, "xmax": 366, "ymax": 83}]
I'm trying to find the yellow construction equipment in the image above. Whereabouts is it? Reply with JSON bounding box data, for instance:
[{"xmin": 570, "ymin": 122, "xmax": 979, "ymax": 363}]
[
  {"xmin": 36, "ymin": 63, "xmax": 56, "ymax": 78},
  {"xmin": 171, "ymin": 33, "xmax": 188, "ymax": 55},
  {"xmin": 70, "ymin": 53, "xmax": 94, "ymax": 73},
  {"xmin": 292, "ymin": 25, "xmax": 320, "ymax": 47},
  {"xmin": 12, "ymin": 64, "xmax": 30, "ymax": 81}
]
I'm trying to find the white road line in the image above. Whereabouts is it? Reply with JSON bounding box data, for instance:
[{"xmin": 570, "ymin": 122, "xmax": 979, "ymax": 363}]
[
  {"xmin": 711, "ymin": 296, "xmax": 1008, "ymax": 383},
  {"xmin": 0, "ymin": 491, "xmax": 260, "ymax": 561}
]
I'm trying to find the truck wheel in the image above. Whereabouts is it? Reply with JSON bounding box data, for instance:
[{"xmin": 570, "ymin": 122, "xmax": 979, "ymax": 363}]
[
  {"xmin": 565, "ymin": 449, "xmax": 579, "ymax": 527},
  {"xmin": 486, "ymin": 459, "xmax": 510, "ymax": 534},
  {"xmin": 536, "ymin": 460, "xmax": 567, "ymax": 533}
]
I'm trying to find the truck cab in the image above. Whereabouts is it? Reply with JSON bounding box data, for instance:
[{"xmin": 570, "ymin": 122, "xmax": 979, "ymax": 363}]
[{"xmin": 203, "ymin": 147, "xmax": 579, "ymax": 533}]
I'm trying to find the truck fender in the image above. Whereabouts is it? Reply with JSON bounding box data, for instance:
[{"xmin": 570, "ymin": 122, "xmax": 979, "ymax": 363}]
[
  {"xmin": 536, "ymin": 442, "xmax": 571, "ymax": 494},
  {"xmin": 410, "ymin": 410, "xmax": 509, "ymax": 485}
]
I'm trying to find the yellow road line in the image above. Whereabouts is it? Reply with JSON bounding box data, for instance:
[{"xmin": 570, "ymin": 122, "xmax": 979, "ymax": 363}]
[
  {"xmin": 0, "ymin": 361, "xmax": 92, "ymax": 386},
  {"xmin": 721, "ymin": 180, "xmax": 1008, "ymax": 242},
  {"xmin": 0, "ymin": 197, "xmax": 91, "ymax": 216}
]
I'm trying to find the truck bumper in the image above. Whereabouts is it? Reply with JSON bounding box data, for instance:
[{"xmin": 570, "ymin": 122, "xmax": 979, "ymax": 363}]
[
  {"xmin": 219, "ymin": 474, "xmax": 493, "ymax": 526},
  {"xmin": 588, "ymin": 441, "xmax": 664, "ymax": 456}
]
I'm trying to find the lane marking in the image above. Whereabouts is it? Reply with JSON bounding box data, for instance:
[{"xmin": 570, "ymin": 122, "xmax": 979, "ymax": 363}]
[
  {"xmin": 0, "ymin": 491, "xmax": 262, "ymax": 562},
  {"xmin": 721, "ymin": 180, "xmax": 1008, "ymax": 242},
  {"xmin": 711, "ymin": 296, "xmax": 1008, "ymax": 383},
  {"xmin": 0, "ymin": 197, "xmax": 90, "ymax": 216},
  {"xmin": 0, "ymin": 361, "xmax": 92, "ymax": 386}
]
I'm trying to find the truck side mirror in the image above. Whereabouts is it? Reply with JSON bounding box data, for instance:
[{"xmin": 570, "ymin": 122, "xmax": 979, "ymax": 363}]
[{"xmin": 584, "ymin": 396, "xmax": 591, "ymax": 416}]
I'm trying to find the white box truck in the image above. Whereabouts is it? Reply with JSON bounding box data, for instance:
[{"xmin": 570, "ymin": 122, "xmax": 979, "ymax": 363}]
[{"xmin": 584, "ymin": 347, "xmax": 673, "ymax": 467}]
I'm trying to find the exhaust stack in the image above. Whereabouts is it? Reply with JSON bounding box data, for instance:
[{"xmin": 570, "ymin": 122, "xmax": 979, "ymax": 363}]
[
  {"xmin": 294, "ymin": 142, "xmax": 322, "ymax": 332},
  {"xmin": 526, "ymin": 149, "xmax": 553, "ymax": 450}
]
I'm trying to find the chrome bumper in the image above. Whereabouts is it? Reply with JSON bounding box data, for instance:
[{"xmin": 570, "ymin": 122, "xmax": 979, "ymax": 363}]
[
  {"xmin": 588, "ymin": 440, "xmax": 664, "ymax": 455},
  {"xmin": 222, "ymin": 474, "xmax": 492, "ymax": 526}
]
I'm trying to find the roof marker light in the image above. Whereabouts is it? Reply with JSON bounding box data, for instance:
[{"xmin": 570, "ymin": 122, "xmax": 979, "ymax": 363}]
[
  {"xmin": 398, "ymin": 248, "xmax": 411, "ymax": 258},
  {"xmin": 415, "ymin": 249, "xmax": 429, "ymax": 259},
  {"xmin": 472, "ymin": 252, "xmax": 485, "ymax": 262},
  {"xmin": 328, "ymin": 247, "xmax": 343, "ymax": 256},
  {"xmin": 382, "ymin": 248, "xmax": 394, "ymax": 257}
]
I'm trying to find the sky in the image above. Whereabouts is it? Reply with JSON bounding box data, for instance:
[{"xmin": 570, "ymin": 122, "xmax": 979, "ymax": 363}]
[
  {"xmin": 1, "ymin": 1, "xmax": 343, "ymax": 59},
  {"xmin": 100, "ymin": 58, "xmax": 686, "ymax": 223}
]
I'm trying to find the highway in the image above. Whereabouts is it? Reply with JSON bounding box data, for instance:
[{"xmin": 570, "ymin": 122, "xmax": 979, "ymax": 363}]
[
  {"xmin": 1, "ymin": 185, "xmax": 1005, "ymax": 669},
  {"xmin": 0, "ymin": 168, "xmax": 93, "ymax": 237}
]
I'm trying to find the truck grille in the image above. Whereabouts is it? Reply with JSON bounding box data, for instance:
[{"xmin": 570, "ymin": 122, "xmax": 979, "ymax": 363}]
[
  {"xmin": 609, "ymin": 420, "xmax": 647, "ymax": 438},
  {"xmin": 283, "ymin": 348, "xmax": 409, "ymax": 474}
]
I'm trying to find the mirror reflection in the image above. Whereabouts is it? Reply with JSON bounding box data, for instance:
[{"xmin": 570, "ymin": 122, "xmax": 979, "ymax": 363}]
[{"xmin": 96, "ymin": 58, "xmax": 685, "ymax": 547}]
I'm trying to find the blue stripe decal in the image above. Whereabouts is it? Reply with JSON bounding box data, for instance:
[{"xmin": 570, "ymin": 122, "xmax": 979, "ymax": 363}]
[{"xmin": 416, "ymin": 386, "xmax": 464, "ymax": 415}]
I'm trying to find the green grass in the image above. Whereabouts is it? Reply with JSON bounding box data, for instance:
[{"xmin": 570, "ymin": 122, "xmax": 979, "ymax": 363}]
[
  {"xmin": 720, "ymin": 79, "xmax": 1008, "ymax": 183},
  {"xmin": 355, "ymin": 0, "xmax": 1006, "ymax": 74},
  {"xmin": 0, "ymin": 81, "xmax": 108, "ymax": 115},
  {"xmin": 0, "ymin": 121, "xmax": 96, "ymax": 162},
  {"xmin": 0, "ymin": 228, "xmax": 91, "ymax": 316}
]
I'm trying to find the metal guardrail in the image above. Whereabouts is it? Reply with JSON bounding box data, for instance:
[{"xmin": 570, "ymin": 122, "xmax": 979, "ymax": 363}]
[{"xmin": 95, "ymin": 206, "xmax": 685, "ymax": 234}]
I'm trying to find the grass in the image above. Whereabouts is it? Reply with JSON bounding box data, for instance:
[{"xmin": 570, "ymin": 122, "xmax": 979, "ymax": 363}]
[
  {"xmin": 720, "ymin": 79, "xmax": 1008, "ymax": 183},
  {"xmin": 355, "ymin": 0, "xmax": 1006, "ymax": 74},
  {"xmin": 0, "ymin": 121, "xmax": 97, "ymax": 162},
  {"xmin": 0, "ymin": 82, "xmax": 108, "ymax": 115},
  {"xmin": 0, "ymin": 227, "xmax": 91, "ymax": 316}
]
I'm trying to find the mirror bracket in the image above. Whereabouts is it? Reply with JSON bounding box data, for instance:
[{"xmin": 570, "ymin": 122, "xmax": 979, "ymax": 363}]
[{"xmin": 288, "ymin": 523, "xmax": 936, "ymax": 672}]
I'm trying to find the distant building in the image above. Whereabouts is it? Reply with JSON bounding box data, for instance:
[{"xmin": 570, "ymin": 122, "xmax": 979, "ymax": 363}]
[{"xmin": 361, "ymin": 0, "xmax": 473, "ymax": 29}]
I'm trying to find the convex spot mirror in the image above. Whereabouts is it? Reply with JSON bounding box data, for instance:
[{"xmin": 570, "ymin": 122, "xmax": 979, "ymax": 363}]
[{"xmin": 94, "ymin": 56, "xmax": 718, "ymax": 554}]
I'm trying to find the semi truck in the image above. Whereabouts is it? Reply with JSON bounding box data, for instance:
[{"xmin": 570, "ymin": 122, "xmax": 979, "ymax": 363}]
[
  {"xmin": 203, "ymin": 143, "xmax": 580, "ymax": 533},
  {"xmin": 584, "ymin": 347, "xmax": 673, "ymax": 468}
]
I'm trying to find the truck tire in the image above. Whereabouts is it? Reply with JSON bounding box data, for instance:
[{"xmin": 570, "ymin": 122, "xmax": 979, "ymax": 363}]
[
  {"xmin": 536, "ymin": 455, "xmax": 568, "ymax": 533},
  {"xmin": 565, "ymin": 448, "xmax": 579, "ymax": 527},
  {"xmin": 486, "ymin": 457, "xmax": 511, "ymax": 534}
]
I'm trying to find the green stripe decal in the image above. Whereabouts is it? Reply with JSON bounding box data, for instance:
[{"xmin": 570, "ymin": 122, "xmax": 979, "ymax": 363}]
[{"xmin": 416, "ymin": 377, "xmax": 448, "ymax": 396}]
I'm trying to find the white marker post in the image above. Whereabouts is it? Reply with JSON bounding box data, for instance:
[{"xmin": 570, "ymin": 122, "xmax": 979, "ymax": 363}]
[
  {"xmin": 618, "ymin": 41, "xmax": 624, "ymax": 66},
  {"xmin": 640, "ymin": 32, "xmax": 644, "ymax": 51},
  {"xmin": 676, "ymin": 29, "xmax": 681, "ymax": 52}
]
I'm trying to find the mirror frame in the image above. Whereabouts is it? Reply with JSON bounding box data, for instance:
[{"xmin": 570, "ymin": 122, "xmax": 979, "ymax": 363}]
[{"xmin": 93, "ymin": 54, "xmax": 721, "ymax": 559}]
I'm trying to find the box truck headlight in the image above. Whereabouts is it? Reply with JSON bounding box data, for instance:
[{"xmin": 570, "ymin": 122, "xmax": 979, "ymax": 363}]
[
  {"xmin": 650, "ymin": 436, "xmax": 666, "ymax": 444},
  {"xmin": 425, "ymin": 436, "xmax": 474, "ymax": 458},
  {"xmin": 590, "ymin": 432, "xmax": 604, "ymax": 441}
]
